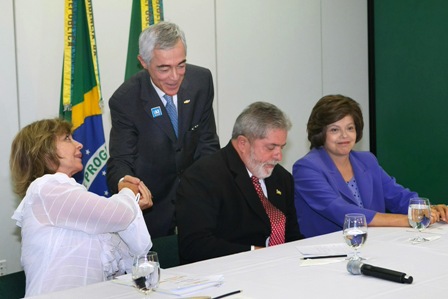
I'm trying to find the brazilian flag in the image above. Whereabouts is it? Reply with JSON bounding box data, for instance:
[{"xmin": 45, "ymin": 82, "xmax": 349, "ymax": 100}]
[
  {"xmin": 125, "ymin": 0, "xmax": 164, "ymax": 80},
  {"xmin": 60, "ymin": 0, "xmax": 109, "ymax": 196}
]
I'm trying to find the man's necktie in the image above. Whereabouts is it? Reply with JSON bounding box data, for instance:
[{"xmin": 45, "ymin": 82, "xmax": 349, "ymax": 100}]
[
  {"xmin": 251, "ymin": 175, "xmax": 286, "ymax": 246},
  {"xmin": 163, "ymin": 94, "xmax": 178, "ymax": 137}
]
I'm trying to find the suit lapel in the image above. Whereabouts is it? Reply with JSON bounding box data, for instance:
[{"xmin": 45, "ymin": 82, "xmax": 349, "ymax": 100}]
[
  {"xmin": 224, "ymin": 144, "xmax": 271, "ymax": 225},
  {"xmin": 318, "ymin": 148, "xmax": 358, "ymax": 205},
  {"xmin": 140, "ymin": 72, "xmax": 178, "ymax": 142},
  {"xmin": 265, "ymin": 175, "xmax": 286, "ymax": 211},
  {"xmin": 176, "ymin": 77, "xmax": 194, "ymax": 142},
  {"xmin": 351, "ymin": 154, "xmax": 373, "ymax": 207}
]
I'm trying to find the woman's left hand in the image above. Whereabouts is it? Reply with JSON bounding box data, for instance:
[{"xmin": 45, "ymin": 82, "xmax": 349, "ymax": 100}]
[{"xmin": 432, "ymin": 204, "xmax": 448, "ymax": 222}]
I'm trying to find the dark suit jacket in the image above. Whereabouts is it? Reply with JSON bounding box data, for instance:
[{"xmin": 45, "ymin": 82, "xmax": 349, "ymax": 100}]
[
  {"xmin": 293, "ymin": 147, "xmax": 417, "ymax": 237},
  {"xmin": 107, "ymin": 65, "xmax": 220, "ymax": 238},
  {"xmin": 176, "ymin": 141, "xmax": 303, "ymax": 264}
]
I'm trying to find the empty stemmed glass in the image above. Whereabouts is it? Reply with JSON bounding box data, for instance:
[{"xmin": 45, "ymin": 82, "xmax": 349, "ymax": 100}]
[
  {"xmin": 408, "ymin": 197, "xmax": 431, "ymax": 244},
  {"xmin": 343, "ymin": 213, "xmax": 368, "ymax": 261},
  {"xmin": 132, "ymin": 251, "xmax": 160, "ymax": 297}
]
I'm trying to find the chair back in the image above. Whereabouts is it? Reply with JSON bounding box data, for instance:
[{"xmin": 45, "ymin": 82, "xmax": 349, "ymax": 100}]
[
  {"xmin": 151, "ymin": 234, "xmax": 180, "ymax": 269},
  {"xmin": 0, "ymin": 270, "xmax": 26, "ymax": 299}
]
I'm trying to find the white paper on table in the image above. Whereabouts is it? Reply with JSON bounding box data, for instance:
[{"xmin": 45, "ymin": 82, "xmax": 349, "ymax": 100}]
[
  {"xmin": 299, "ymin": 258, "xmax": 346, "ymax": 267},
  {"xmin": 112, "ymin": 274, "xmax": 134, "ymax": 287},
  {"xmin": 296, "ymin": 243, "xmax": 350, "ymax": 257},
  {"xmin": 408, "ymin": 235, "xmax": 442, "ymax": 243},
  {"xmin": 155, "ymin": 273, "xmax": 224, "ymax": 296},
  {"xmin": 295, "ymin": 243, "xmax": 351, "ymax": 266}
]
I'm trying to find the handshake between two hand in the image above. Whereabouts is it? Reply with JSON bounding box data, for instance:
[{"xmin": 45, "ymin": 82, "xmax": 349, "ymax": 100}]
[{"xmin": 118, "ymin": 175, "xmax": 153, "ymax": 210}]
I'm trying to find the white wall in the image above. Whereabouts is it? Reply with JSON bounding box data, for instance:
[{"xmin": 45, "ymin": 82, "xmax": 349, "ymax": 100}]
[
  {"xmin": 0, "ymin": 0, "xmax": 21, "ymax": 276},
  {"xmin": 0, "ymin": 0, "xmax": 368, "ymax": 274}
]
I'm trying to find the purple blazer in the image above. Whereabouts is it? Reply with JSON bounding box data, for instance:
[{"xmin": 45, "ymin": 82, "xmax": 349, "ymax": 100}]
[{"xmin": 293, "ymin": 147, "xmax": 417, "ymax": 238}]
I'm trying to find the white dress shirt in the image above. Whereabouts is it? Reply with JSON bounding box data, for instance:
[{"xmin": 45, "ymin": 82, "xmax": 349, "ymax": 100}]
[{"xmin": 12, "ymin": 173, "xmax": 152, "ymax": 297}]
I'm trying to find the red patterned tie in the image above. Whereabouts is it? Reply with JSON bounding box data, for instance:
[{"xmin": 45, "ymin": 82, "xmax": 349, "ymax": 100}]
[{"xmin": 251, "ymin": 176, "xmax": 286, "ymax": 246}]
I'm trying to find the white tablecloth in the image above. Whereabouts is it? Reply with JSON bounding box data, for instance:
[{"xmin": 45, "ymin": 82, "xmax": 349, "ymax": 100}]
[{"xmin": 27, "ymin": 223, "xmax": 448, "ymax": 299}]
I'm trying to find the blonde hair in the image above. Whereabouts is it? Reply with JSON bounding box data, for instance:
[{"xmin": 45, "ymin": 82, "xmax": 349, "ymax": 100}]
[{"xmin": 10, "ymin": 118, "xmax": 72, "ymax": 197}]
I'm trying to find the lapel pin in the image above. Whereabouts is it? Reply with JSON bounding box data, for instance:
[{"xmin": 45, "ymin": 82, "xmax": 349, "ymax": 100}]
[
  {"xmin": 276, "ymin": 189, "xmax": 282, "ymax": 195},
  {"xmin": 184, "ymin": 99, "xmax": 191, "ymax": 104},
  {"xmin": 151, "ymin": 106, "xmax": 162, "ymax": 118}
]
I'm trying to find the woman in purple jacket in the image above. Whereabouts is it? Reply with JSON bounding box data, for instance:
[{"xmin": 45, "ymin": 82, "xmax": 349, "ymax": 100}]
[{"xmin": 293, "ymin": 94, "xmax": 448, "ymax": 237}]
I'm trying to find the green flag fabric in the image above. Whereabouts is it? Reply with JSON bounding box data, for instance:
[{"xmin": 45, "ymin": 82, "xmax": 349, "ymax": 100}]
[
  {"xmin": 60, "ymin": 0, "xmax": 110, "ymax": 196},
  {"xmin": 125, "ymin": 0, "xmax": 164, "ymax": 80}
]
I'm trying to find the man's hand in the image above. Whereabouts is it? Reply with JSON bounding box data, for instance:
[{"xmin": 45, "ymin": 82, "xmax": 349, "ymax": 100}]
[
  {"xmin": 118, "ymin": 175, "xmax": 153, "ymax": 210},
  {"xmin": 118, "ymin": 175, "xmax": 140, "ymax": 195},
  {"xmin": 137, "ymin": 181, "xmax": 153, "ymax": 210}
]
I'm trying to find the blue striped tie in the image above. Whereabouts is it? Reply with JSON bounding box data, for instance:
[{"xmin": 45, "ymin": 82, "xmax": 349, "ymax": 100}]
[{"xmin": 164, "ymin": 94, "xmax": 178, "ymax": 137}]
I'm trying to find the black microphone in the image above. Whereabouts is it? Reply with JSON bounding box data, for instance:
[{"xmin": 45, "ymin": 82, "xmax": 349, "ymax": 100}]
[{"xmin": 347, "ymin": 260, "xmax": 413, "ymax": 284}]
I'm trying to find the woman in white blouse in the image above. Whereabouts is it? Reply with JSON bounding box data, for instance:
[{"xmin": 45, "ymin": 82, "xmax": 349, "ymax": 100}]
[{"xmin": 10, "ymin": 118, "xmax": 152, "ymax": 297}]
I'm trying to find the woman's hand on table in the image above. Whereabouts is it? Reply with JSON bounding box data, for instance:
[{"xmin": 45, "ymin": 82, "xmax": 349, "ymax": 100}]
[{"xmin": 432, "ymin": 204, "xmax": 448, "ymax": 222}]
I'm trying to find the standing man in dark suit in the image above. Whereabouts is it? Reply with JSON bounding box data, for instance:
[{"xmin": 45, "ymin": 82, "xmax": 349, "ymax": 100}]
[
  {"xmin": 176, "ymin": 102, "xmax": 303, "ymax": 264},
  {"xmin": 107, "ymin": 21, "xmax": 220, "ymax": 238}
]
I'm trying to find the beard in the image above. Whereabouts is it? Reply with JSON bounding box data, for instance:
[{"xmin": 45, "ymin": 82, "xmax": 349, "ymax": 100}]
[{"xmin": 247, "ymin": 147, "xmax": 279, "ymax": 179}]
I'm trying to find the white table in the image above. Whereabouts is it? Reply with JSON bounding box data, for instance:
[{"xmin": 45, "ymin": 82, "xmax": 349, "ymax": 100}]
[{"xmin": 27, "ymin": 223, "xmax": 448, "ymax": 299}]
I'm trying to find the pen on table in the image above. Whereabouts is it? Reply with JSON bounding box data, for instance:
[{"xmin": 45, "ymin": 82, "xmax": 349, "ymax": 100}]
[
  {"xmin": 212, "ymin": 290, "xmax": 242, "ymax": 299},
  {"xmin": 301, "ymin": 254, "xmax": 347, "ymax": 260}
]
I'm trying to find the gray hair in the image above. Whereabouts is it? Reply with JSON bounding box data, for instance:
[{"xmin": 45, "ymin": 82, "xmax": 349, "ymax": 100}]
[
  {"xmin": 232, "ymin": 102, "xmax": 292, "ymax": 141},
  {"xmin": 138, "ymin": 21, "xmax": 187, "ymax": 65}
]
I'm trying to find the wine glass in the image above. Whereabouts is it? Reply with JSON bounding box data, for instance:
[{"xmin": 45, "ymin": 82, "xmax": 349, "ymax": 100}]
[
  {"xmin": 132, "ymin": 251, "xmax": 160, "ymax": 296},
  {"xmin": 343, "ymin": 213, "xmax": 368, "ymax": 261},
  {"xmin": 408, "ymin": 197, "xmax": 431, "ymax": 244}
]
